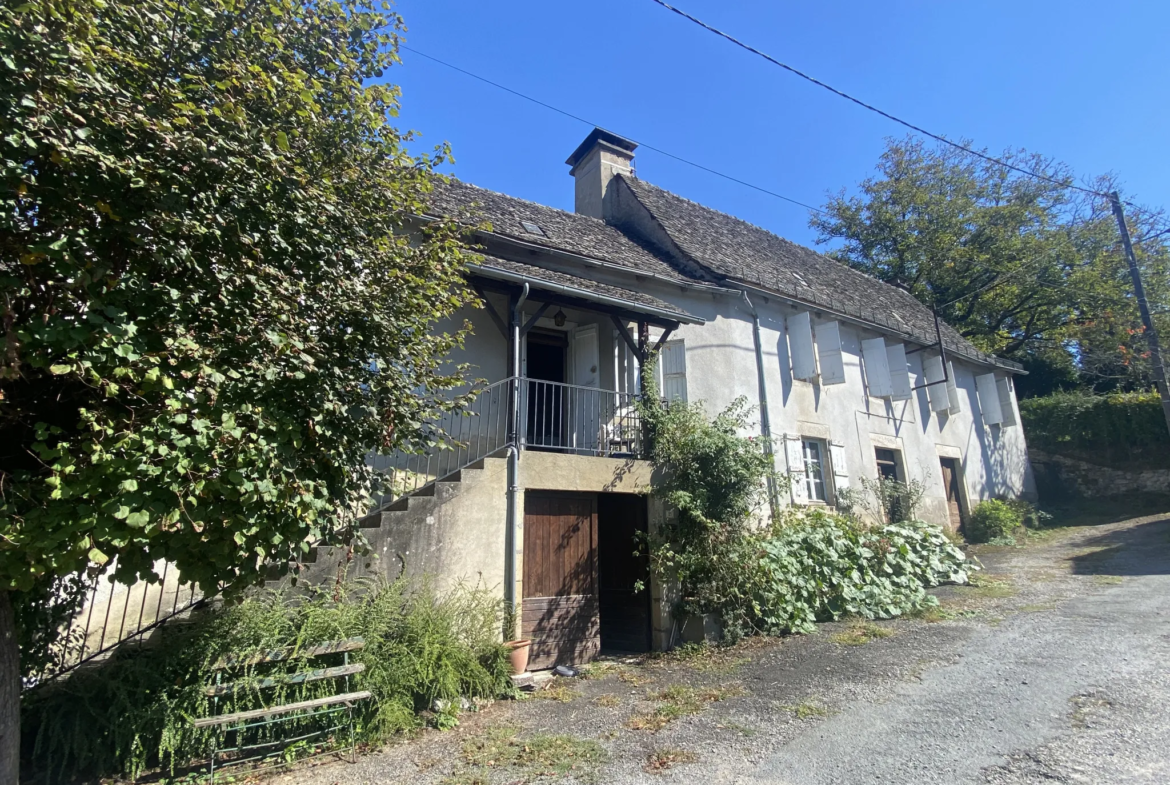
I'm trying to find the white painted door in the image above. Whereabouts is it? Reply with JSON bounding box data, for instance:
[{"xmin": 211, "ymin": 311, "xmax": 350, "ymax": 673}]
[{"xmin": 571, "ymin": 325, "xmax": 600, "ymax": 452}]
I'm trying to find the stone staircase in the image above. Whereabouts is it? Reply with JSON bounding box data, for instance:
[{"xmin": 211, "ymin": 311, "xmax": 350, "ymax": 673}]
[{"xmin": 296, "ymin": 456, "xmax": 509, "ymax": 592}]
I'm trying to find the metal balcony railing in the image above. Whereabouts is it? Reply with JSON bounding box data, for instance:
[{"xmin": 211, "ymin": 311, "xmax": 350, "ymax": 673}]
[{"xmin": 522, "ymin": 378, "xmax": 642, "ymax": 457}]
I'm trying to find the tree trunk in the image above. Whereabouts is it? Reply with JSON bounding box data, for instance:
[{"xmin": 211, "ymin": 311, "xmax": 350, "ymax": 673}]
[{"xmin": 0, "ymin": 590, "xmax": 20, "ymax": 784}]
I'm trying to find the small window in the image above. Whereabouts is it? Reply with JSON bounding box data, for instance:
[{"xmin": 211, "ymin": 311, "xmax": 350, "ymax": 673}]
[
  {"xmin": 875, "ymin": 448, "xmax": 900, "ymax": 481},
  {"xmin": 659, "ymin": 339, "xmax": 687, "ymax": 402},
  {"xmin": 519, "ymin": 220, "xmax": 546, "ymax": 237},
  {"xmin": 802, "ymin": 439, "xmax": 828, "ymax": 503}
]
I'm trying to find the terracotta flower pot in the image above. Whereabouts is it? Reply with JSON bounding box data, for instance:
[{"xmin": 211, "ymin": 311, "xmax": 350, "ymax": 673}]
[{"xmin": 506, "ymin": 639, "xmax": 532, "ymax": 674}]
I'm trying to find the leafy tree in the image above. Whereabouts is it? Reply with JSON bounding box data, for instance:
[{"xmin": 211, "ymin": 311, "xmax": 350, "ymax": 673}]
[
  {"xmin": 0, "ymin": 0, "xmax": 476, "ymax": 775},
  {"xmin": 811, "ymin": 137, "xmax": 1170, "ymax": 394}
]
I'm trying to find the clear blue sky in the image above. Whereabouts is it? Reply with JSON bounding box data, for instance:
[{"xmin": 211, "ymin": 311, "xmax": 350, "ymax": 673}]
[{"xmin": 387, "ymin": 0, "xmax": 1169, "ymax": 248}]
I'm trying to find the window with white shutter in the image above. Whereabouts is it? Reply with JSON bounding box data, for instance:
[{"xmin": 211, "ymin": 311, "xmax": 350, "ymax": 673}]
[
  {"xmin": 996, "ymin": 377, "xmax": 1017, "ymax": 427},
  {"xmin": 784, "ymin": 434, "xmax": 808, "ymax": 505},
  {"xmin": 975, "ymin": 373, "xmax": 1004, "ymax": 425},
  {"xmin": 816, "ymin": 321, "xmax": 846, "ymax": 385},
  {"xmin": 886, "ymin": 343, "xmax": 912, "ymax": 401},
  {"xmin": 946, "ymin": 361, "xmax": 963, "ymax": 414},
  {"xmin": 828, "ymin": 440, "xmax": 849, "ymax": 498},
  {"xmin": 659, "ymin": 339, "xmax": 688, "ymax": 403},
  {"xmin": 861, "ymin": 337, "xmax": 893, "ymax": 398},
  {"xmin": 788, "ymin": 311, "xmax": 817, "ymax": 380},
  {"xmin": 802, "ymin": 439, "xmax": 828, "ymax": 502},
  {"xmin": 923, "ymin": 355, "xmax": 951, "ymax": 413}
]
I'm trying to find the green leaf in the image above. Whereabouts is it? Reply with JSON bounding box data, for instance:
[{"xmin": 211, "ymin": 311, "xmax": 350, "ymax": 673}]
[
  {"xmin": 49, "ymin": 364, "xmax": 72, "ymax": 375},
  {"xmin": 275, "ymin": 130, "xmax": 290, "ymax": 151}
]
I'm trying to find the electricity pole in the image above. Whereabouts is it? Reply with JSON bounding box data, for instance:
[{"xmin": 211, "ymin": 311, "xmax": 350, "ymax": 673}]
[{"xmin": 1109, "ymin": 192, "xmax": 1170, "ymax": 439}]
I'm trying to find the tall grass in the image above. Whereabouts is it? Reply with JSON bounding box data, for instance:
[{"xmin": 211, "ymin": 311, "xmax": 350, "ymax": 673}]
[{"xmin": 21, "ymin": 577, "xmax": 511, "ymax": 782}]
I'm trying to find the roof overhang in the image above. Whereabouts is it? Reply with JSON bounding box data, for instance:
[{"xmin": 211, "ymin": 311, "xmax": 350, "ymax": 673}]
[{"xmin": 471, "ymin": 263, "xmax": 704, "ymax": 327}]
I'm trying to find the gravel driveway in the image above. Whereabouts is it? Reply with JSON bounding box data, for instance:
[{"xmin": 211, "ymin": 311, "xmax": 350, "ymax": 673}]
[{"xmin": 276, "ymin": 508, "xmax": 1170, "ymax": 785}]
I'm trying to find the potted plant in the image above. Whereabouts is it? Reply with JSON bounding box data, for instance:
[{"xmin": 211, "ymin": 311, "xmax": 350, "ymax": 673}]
[{"xmin": 502, "ymin": 604, "xmax": 532, "ymax": 674}]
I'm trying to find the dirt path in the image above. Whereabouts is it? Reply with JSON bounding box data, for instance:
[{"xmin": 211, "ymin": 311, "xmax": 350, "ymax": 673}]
[{"xmin": 278, "ymin": 510, "xmax": 1170, "ymax": 785}]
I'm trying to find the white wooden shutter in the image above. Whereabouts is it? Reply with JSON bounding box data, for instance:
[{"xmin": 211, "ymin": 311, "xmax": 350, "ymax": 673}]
[
  {"xmin": 996, "ymin": 377, "xmax": 1017, "ymax": 427},
  {"xmin": 923, "ymin": 355, "xmax": 950, "ymax": 413},
  {"xmin": 976, "ymin": 373, "xmax": 1004, "ymax": 425},
  {"xmin": 886, "ymin": 343, "xmax": 912, "ymax": 401},
  {"xmin": 861, "ymin": 337, "xmax": 892, "ymax": 398},
  {"xmin": 660, "ymin": 339, "xmax": 688, "ymax": 403},
  {"xmin": 816, "ymin": 321, "xmax": 846, "ymax": 385},
  {"xmin": 946, "ymin": 361, "xmax": 963, "ymax": 414},
  {"xmin": 784, "ymin": 434, "xmax": 808, "ymax": 505},
  {"xmin": 828, "ymin": 439, "xmax": 850, "ymax": 494},
  {"xmin": 788, "ymin": 311, "xmax": 817, "ymax": 380}
]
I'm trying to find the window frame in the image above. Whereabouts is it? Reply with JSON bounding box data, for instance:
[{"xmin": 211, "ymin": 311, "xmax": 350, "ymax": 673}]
[{"xmin": 801, "ymin": 438, "xmax": 830, "ymax": 503}]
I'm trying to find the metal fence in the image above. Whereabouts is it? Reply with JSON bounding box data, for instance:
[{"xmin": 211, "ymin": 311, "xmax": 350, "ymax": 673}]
[
  {"xmin": 523, "ymin": 378, "xmax": 642, "ymax": 457},
  {"xmin": 368, "ymin": 376, "xmax": 515, "ymax": 505},
  {"xmin": 28, "ymin": 561, "xmax": 207, "ymax": 687}
]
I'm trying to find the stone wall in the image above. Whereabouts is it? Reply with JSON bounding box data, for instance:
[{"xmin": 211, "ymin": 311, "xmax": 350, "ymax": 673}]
[{"xmin": 1029, "ymin": 449, "xmax": 1170, "ymax": 500}]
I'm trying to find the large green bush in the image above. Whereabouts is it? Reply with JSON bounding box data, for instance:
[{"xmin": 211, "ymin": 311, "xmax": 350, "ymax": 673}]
[
  {"xmin": 964, "ymin": 500, "xmax": 1023, "ymax": 544},
  {"xmin": 752, "ymin": 512, "xmax": 972, "ymax": 634},
  {"xmin": 22, "ymin": 579, "xmax": 510, "ymax": 781},
  {"xmin": 1019, "ymin": 391, "xmax": 1169, "ymax": 467}
]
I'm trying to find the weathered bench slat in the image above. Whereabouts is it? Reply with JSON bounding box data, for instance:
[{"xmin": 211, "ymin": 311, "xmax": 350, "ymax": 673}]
[
  {"xmin": 210, "ymin": 637, "xmax": 365, "ymax": 670},
  {"xmin": 191, "ymin": 690, "xmax": 373, "ymax": 728},
  {"xmin": 204, "ymin": 663, "xmax": 365, "ymax": 696}
]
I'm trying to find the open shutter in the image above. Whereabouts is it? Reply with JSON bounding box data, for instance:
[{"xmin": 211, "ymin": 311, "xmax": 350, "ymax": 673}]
[
  {"xmin": 923, "ymin": 355, "xmax": 950, "ymax": 413},
  {"xmin": 861, "ymin": 337, "xmax": 892, "ymax": 398},
  {"xmin": 660, "ymin": 340, "xmax": 688, "ymax": 402},
  {"xmin": 996, "ymin": 377, "xmax": 1017, "ymax": 427},
  {"xmin": 784, "ymin": 434, "xmax": 808, "ymax": 505},
  {"xmin": 827, "ymin": 440, "xmax": 850, "ymax": 496},
  {"xmin": 886, "ymin": 343, "xmax": 912, "ymax": 401},
  {"xmin": 946, "ymin": 361, "xmax": 963, "ymax": 414},
  {"xmin": 976, "ymin": 373, "xmax": 1004, "ymax": 425},
  {"xmin": 816, "ymin": 321, "xmax": 846, "ymax": 385},
  {"xmin": 788, "ymin": 311, "xmax": 817, "ymax": 380}
]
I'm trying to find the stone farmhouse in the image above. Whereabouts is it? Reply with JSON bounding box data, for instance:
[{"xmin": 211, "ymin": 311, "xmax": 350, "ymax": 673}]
[{"xmin": 324, "ymin": 128, "xmax": 1036, "ymax": 669}]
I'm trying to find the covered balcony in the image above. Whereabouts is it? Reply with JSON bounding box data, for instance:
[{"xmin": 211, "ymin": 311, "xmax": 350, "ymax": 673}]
[{"xmin": 369, "ymin": 254, "xmax": 703, "ymax": 504}]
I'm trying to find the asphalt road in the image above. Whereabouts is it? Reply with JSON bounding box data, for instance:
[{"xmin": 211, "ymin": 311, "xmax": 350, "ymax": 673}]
[{"xmin": 283, "ymin": 510, "xmax": 1170, "ymax": 785}]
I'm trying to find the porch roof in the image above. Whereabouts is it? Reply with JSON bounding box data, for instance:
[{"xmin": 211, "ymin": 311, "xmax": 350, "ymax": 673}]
[{"xmin": 471, "ymin": 255, "xmax": 704, "ymax": 326}]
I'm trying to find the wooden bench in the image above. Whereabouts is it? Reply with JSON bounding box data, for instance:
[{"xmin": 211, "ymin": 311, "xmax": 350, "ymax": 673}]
[{"xmin": 192, "ymin": 637, "xmax": 372, "ymax": 779}]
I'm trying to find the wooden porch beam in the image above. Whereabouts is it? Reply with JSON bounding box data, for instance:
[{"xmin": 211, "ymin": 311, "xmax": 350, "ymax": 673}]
[
  {"xmin": 611, "ymin": 314, "xmax": 642, "ymax": 360},
  {"xmin": 519, "ymin": 302, "xmax": 552, "ymax": 336},
  {"xmin": 470, "ymin": 281, "xmax": 509, "ymax": 339}
]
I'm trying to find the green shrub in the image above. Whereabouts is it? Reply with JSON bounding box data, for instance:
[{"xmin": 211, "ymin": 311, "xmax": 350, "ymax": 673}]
[
  {"xmin": 21, "ymin": 578, "xmax": 510, "ymax": 781},
  {"xmin": 965, "ymin": 500, "xmax": 1024, "ymax": 543},
  {"xmin": 752, "ymin": 512, "xmax": 972, "ymax": 634},
  {"xmin": 1019, "ymin": 391, "xmax": 1169, "ymax": 467}
]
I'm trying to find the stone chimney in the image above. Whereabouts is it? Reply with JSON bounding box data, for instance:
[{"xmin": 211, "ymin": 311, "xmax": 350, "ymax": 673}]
[{"xmin": 565, "ymin": 128, "xmax": 637, "ymax": 219}]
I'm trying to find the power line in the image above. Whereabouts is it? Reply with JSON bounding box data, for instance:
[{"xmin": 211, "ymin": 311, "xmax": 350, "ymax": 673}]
[
  {"xmin": 647, "ymin": 0, "xmax": 1115, "ymax": 203},
  {"xmin": 398, "ymin": 44, "xmax": 827, "ymax": 215}
]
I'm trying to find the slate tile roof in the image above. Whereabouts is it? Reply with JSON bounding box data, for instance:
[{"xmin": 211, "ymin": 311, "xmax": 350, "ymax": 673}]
[
  {"xmin": 617, "ymin": 176, "xmax": 1018, "ymax": 370},
  {"xmin": 473, "ymin": 254, "xmax": 699, "ymax": 322},
  {"xmin": 429, "ymin": 179, "xmax": 693, "ymax": 283}
]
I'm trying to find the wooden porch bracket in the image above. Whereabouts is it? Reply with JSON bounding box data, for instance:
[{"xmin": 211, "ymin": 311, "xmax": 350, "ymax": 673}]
[
  {"xmin": 520, "ymin": 302, "xmax": 552, "ymax": 336},
  {"xmin": 470, "ymin": 281, "xmax": 508, "ymax": 339}
]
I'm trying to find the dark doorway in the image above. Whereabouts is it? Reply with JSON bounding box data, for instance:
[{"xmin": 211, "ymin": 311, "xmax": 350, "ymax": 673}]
[
  {"xmin": 939, "ymin": 458, "xmax": 965, "ymax": 531},
  {"xmin": 597, "ymin": 494, "xmax": 652, "ymax": 654},
  {"xmin": 526, "ymin": 332, "xmax": 566, "ymax": 449}
]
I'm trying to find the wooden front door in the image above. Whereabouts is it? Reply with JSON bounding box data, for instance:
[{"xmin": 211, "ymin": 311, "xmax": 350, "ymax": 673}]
[
  {"xmin": 940, "ymin": 458, "xmax": 964, "ymax": 530},
  {"xmin": 522, "ymin": 493, "xmax": 599, "ymax": 669}
]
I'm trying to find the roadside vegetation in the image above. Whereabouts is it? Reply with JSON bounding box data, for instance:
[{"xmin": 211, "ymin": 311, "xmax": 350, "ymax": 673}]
[
  {"xmin": 21, "ymin": 579, "xmax": 511, "ymax": 782},
  {"xmin": 639, "ymin": 385, "xmax": 974, "ymax": 645}
]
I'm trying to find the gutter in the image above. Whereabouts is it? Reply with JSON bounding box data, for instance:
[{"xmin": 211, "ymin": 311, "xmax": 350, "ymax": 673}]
[
  {"xmin": 729, "ymin": 279, "xmax": 1023, "ymax": 375},
  {"xmin": 475, "ymin": 264, "xmax": 705, "ymax": 325},
  {"xmin": 504, "ymin": 283, "xmax": 529, "ymax": 631},
  {"xmin": 741, "ymin": 291, "xmax": 779, "ymax": 518}
]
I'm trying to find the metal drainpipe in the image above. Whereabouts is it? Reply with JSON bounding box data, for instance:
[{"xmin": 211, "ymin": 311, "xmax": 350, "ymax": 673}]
[
  {"xmin": 741, "ymin": 291, "xmax": 779, "ymax": 518},
  {"xmin": 504, "ymin": 284, "xmax": 529, "ymax": 627}
]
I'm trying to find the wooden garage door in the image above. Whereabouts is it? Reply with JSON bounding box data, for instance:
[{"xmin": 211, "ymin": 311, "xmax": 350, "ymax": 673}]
[{"xmin": 522, "ymin": 493, "xmax": 599, "ymax": 670}]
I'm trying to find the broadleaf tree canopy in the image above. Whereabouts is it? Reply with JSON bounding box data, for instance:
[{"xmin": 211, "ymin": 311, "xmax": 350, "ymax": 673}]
[
  {"xmin": 1, "ymin": 0, "xmax": 477, "ymax": 600},
  {"xmin": 811, "ymin": 137, "xmax": 1170, "ymax": 396}
]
